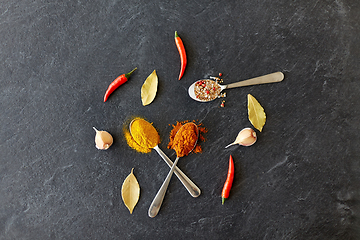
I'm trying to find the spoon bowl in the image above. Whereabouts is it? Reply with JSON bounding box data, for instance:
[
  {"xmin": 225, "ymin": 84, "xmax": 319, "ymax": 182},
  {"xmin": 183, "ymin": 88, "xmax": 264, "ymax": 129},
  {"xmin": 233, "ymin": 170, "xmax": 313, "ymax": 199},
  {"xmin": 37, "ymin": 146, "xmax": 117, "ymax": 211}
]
[
  {"xmin": 188, "ymin": 72, "xmax": 284, "ymax": 102},
  {"xmin": 129, "ymin": 119, "xmax": 201, "ymax": 198}
]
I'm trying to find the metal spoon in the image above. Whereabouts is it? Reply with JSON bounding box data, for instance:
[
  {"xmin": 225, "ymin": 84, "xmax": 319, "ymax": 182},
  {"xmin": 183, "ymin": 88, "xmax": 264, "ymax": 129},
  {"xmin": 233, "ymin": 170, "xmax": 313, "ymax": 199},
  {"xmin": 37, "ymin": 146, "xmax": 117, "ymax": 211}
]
[
  {"xmin": 148, "ymin": 122, "xmax": 199, "ymax": 218},
  {"xmin": 129, "ymin": 120, "xmax": 201, "ymax": 198},
  {"xmin": 188, "ymin": 72, "xmax": 284, "ymax": 102}
]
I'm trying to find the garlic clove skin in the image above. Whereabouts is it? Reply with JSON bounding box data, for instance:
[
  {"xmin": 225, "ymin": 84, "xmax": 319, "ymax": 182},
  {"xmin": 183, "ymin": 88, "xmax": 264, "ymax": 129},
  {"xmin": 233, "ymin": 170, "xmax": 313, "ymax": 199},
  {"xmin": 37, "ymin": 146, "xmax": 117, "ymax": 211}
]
[
  {"xmin": 225, "ymin": 127, "xmax": 257, "ymax": 148},
  {"xmin": 236, "ymin": 128, "xmax": 257, "ymax": 146},
  {"xmin": 93, "ymin": 127, "xmax": 113, "ymax": 150}
]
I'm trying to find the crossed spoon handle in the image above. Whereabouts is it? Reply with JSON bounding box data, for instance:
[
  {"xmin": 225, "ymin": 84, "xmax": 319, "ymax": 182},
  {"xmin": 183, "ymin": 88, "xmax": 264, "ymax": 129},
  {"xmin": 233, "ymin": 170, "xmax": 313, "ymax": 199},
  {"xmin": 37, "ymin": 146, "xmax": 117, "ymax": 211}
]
[
  {"xmin": 153, "ymin": 146, "xmax": 200, "ymax": 197},
  {"xmin": 148, "ymin": 157, "xmax": 180, "ymax": 218}
]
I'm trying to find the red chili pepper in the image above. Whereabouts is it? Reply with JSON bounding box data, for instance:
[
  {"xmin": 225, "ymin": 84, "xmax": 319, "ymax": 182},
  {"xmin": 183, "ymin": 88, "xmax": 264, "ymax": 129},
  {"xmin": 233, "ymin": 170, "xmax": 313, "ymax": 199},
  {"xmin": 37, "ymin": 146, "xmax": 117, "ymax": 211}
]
[
  {"xmin": 175, "ymin": 31, "xmax": 187, "ymax": 80},
  {"xmin": 103, "ymin": 67, "xmax": 137, "ymax": 102},
  {"xmin": 221, "ymin": 155, "xmax": 234, "ymax": 204}
]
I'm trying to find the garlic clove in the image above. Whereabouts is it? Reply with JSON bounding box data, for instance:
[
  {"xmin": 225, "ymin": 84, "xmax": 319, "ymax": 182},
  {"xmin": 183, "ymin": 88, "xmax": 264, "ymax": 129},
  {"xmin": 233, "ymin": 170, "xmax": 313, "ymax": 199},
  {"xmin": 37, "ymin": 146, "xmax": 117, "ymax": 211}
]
[
  {"xmin": 225, "ymin": 128, "xmax": 257, "ymax": 148},
  {"xmin": 237, "ymin": 128, "xmax": 257, "ymax": 146},
  {"xmin": 93, "ymin": 127, "xmax": 113, "ymax": 150}
]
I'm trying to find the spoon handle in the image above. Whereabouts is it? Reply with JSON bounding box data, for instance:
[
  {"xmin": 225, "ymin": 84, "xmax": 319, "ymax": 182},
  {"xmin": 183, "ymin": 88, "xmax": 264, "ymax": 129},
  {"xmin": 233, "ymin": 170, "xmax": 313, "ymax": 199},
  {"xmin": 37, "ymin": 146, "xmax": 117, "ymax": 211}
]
[
  {"xmin": 226, "ymin": 72, "xmax": 284, "ymax": 89},
  {"xmin": 148, "ymin": 157, "xmax": 180, "ymax": 218},
  {"xmin": 153, "ymin": 146, "xmax": 201, "ymax": 197}
]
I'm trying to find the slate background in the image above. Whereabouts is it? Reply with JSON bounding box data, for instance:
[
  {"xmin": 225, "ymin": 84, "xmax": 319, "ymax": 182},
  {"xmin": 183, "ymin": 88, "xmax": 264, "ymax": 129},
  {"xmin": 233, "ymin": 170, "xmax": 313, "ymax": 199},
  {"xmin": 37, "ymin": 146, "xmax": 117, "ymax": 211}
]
[{"xmin": 1, "ymin": 0, "xmax": 359, "ymax": 239}]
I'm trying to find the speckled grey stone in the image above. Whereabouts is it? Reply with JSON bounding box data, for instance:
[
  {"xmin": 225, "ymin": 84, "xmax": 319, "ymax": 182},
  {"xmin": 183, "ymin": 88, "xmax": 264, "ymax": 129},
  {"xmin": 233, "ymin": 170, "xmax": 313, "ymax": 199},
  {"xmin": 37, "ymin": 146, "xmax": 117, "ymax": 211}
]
[{"xmin": 0, "ymin": 0, "xmax": 359, "ymax": 239}]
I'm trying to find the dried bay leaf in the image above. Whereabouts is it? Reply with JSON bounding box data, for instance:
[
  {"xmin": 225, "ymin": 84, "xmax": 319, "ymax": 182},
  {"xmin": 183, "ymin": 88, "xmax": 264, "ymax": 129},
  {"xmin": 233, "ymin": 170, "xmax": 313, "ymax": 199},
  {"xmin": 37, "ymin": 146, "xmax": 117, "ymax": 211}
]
[
  {"xmin": 141, "ymin": 70, "xmax": 158, "ymax": 106},
  {"xmin": 247, "ymin": 94, "xmax": 266, "ymax": 132},
  {"xmin": 121, "ymin": 168, "xmax": 140, "ymax": 214}
]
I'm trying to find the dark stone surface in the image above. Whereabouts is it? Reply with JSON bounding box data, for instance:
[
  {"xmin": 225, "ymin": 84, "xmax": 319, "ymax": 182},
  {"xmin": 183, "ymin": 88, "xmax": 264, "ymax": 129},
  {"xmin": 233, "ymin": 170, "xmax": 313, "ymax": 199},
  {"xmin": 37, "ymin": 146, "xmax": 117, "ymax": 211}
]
[{"xmin": 1, "ymin": 0, "xmax": 359, "ymax": 239}]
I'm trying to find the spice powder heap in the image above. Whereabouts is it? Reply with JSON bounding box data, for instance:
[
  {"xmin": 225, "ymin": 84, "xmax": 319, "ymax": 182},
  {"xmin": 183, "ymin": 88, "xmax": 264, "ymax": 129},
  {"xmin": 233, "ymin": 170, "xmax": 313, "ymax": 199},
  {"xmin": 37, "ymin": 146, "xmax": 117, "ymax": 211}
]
[
  {"xmin": 124, "ymin": 117, "xmax": 160, "ymax": 153},
  {"xmin": 172, "ymin": 123, "xmax": 198, "ymax": 158},
  {"xmin": 168, "ymin": 120, "xmax": 207, "ymax": 154},
  {"xmin": 194, "ymin": 80, "xmax": 222, "ymax": 101}
]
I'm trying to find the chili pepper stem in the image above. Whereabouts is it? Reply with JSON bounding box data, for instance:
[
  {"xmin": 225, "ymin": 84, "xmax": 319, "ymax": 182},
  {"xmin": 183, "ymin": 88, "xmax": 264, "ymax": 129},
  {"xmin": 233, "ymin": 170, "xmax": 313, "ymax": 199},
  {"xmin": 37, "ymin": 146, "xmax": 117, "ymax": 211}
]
[
  {"xmin": 125, "ymin": 67, "xmax": 137, "ymax": 79},
  {"xmin": 222, "ymin": 197, "xmax": 226, "ymax": 205}
]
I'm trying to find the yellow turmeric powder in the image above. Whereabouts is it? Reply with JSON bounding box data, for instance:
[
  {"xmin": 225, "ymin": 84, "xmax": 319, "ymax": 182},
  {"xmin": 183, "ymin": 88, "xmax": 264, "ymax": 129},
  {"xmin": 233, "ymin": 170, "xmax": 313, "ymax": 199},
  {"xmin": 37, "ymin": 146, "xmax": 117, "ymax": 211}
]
[
  {"xmin": 172, "ymin": 123, "xmax": 198, "ymax": 157},
  {"xmin": 124, "ymin": 128, "xmax": 152, "ymax": 153},
  {"xmin": 124, "ymin": 117, "xmax": 160, "ymax": 153}
]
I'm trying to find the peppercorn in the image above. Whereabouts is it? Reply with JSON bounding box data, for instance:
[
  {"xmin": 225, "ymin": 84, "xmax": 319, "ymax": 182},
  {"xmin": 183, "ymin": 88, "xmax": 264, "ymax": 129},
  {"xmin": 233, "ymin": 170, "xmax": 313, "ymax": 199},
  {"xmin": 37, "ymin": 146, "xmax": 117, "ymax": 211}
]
[{"xmin": 220, "ymin": 100, "xmax": 225, "ymax": 107}]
